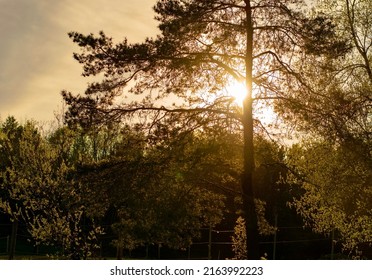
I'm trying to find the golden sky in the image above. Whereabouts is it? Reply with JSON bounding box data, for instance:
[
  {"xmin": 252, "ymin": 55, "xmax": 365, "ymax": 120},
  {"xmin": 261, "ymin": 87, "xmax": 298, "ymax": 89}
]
[{"xmin": 0, "ymin": 0, "xmax": 158, "ymax": 122}]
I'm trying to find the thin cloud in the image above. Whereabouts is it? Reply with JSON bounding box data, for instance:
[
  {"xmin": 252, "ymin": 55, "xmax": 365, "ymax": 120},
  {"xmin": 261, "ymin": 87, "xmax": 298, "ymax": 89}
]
[{"xmin": 0, "ymin": 0, "xmax": 158, "ymax": 122}]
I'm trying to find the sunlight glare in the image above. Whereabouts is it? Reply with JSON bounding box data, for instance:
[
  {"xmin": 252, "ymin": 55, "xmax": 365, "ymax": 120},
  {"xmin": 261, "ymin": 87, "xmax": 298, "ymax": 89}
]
[
  {"xmin": 225, "ymin": 80, "xmax": 276, "ymax": 125},
  {"xmin": 226, "ymin": 81, "xmax": 246, "ymax": 106}
]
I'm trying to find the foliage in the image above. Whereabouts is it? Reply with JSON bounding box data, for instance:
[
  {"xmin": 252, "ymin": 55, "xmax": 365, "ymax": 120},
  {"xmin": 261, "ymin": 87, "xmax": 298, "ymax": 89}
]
[
  {"xmin": 274, "ymin": 0, "xmax": 371, "ymax": 258},
  {"xmin": 61, "ymin": 122, "xmax": 229, "ymax": 253},
  {"xmin": 0, "ymin": 116, "xmax": 232, "ymax": 258},
  {"xmin": 62, "ymin": 0, "xmax": 347, "ymax": 120},
  {"xmin": 286, "ymin": 141, "xmax": 372, "ymax": 257},
  {"xmin": 0, "ymin": 118, "xmax": 103, "ymax": 259},
  {"xmin": 231, "ymin": 216, "xmax": 247, "ymax": 260},
  {"xmin": 277, "ymin": 0, "xmax": 371, "ymax": 148},
  {"xmin": 256, "ymin": 0, "xmax": 372, "ymax": 258}
]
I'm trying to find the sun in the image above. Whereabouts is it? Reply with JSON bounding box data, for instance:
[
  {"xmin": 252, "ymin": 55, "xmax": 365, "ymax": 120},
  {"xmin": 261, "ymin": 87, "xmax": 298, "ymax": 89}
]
[
  {"xmin": 225, "ymin": 80, "xmax": 246, "ymax": 106},
  {"xmin": 225, "ymin": 80, "xmax": 277, "ymax": 124}
]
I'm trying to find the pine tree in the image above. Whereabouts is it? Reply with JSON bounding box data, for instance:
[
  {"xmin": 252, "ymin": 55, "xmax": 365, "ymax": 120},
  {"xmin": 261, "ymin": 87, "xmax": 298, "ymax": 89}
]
[{"xmin": 63, "ymin": 0, "xmax": 346, "ymax": 259}]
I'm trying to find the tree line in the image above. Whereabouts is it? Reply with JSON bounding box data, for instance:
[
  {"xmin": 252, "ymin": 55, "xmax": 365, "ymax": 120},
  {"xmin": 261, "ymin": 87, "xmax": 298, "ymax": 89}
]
[{"xmin": 0, "ymin": 116, "xmax": 283, "ymax": 259}]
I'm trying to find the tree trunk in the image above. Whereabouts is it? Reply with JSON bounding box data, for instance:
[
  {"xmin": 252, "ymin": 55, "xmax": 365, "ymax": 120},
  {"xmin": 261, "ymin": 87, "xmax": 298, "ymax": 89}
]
[
  {"xmin": 242, "ymin": 0, "xmax": 260, "ymax": 260},
  {"xmin": 116, "ymin": 244, "xmax": 123, "ymax": 260},
  {"xmin": 9, "ymin": 219, "xmax": 18, "ymax": 260}
]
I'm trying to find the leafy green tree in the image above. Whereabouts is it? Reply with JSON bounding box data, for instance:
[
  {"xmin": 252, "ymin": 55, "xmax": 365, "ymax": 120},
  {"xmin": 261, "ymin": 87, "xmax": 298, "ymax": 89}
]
[
  {"xmin": 62, "ymin": 0, "xmax": 346, "ymax": 259},
  {"xmin": 0, "ymin": 119, "xmax": 103, "ymax": 259},
  {"xmin": 0, "ymin": 116, "xmax": 24, "ymax": 259},
  {"xmin": 286, "ymin": 141, "xmax": 371, "ymax": 258},
  {"xmin": 273, "ymin": 0, "xmax": 371, "ymax": 258}
]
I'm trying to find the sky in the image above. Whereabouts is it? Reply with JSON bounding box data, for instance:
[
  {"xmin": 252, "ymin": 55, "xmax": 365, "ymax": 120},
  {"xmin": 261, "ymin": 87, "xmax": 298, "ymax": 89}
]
[{"xmin": 0, "ymin": 0, "xmax": 158, "ymax": 123}]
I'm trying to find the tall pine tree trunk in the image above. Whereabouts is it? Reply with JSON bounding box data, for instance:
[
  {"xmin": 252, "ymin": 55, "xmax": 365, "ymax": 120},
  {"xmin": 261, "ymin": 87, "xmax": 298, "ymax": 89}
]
[{"xmin": 242, "ymin": 0, "xmax": 260, "ymax": 260}]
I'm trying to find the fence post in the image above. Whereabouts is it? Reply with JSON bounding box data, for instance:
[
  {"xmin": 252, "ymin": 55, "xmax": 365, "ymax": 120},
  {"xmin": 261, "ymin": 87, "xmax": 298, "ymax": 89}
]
[
  {"xmin": 157, "ymin": 243, "xmax": 161, "ymax": 259},
  {"xmin": 208, "ymin": 225, "xmax": 212, "ymax": 260},
  {"xmin": 331, "ymin": 229, "xmax": 335, "ymax": 260},
  {"xmin": 6, "ymin": 235, "xmax": 10, "ymax": 253},
  {"xmin": 273, "ymin": 213, "xmax": 278, "ymax": 260}
]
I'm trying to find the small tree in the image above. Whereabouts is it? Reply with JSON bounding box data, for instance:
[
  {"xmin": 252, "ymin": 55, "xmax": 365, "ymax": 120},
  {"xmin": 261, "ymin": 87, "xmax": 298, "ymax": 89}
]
[{"xmin": 232, "ymin": 216, "xmax": 247, "ymax": 260}]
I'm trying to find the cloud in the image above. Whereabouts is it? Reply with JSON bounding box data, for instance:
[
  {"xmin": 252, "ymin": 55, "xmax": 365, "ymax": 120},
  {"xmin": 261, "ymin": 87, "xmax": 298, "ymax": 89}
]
[{"xmin": 0, "ymin": 0, "xmax": 158, "ymax": 122}]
